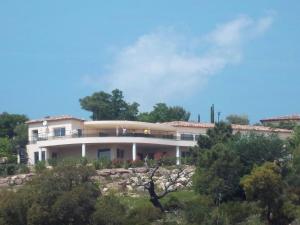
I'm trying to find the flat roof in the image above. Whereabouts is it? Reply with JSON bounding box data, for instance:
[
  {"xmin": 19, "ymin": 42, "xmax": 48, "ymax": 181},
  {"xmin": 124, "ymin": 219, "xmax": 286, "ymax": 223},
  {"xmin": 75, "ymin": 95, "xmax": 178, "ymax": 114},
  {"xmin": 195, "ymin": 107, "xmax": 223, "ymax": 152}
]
[
  {"xmin": 26, "ymin": 115, "xmax": 85, "ymax": 124},
  {"xmin": 84, "ymin": 120, "xmax": 176, "ymax": 131},
  {"xmin": 164, "ymin": 121, "xmax": 293, "ymax": 133},
  {"xmin": 260, "ymin": 114, "xmax": 300, "ymax": 122}
]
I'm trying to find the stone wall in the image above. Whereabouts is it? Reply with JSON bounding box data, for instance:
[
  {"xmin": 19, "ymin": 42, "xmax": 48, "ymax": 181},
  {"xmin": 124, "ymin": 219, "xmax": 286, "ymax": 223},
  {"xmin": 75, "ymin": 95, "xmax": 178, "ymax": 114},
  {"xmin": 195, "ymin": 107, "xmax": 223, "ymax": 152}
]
[
  {"xmin": 0, "ymin": 166, "xmax": 195, "ymax": 194},
  {"xmin": 0, "ymin": 173, "xmax": 35, "ymax": 188},
  {"xmin": 93, "ymin": 166, "xmax": 195, "ymax": 194}
]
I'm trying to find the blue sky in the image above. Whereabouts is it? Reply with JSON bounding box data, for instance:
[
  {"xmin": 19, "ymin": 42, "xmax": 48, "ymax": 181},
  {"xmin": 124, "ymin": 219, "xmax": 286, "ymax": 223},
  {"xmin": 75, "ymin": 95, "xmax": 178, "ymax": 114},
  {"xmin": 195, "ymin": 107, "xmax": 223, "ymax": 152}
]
[{"xmin": 0, "ymin": 0, "xmax": 299, "ymax": 124}]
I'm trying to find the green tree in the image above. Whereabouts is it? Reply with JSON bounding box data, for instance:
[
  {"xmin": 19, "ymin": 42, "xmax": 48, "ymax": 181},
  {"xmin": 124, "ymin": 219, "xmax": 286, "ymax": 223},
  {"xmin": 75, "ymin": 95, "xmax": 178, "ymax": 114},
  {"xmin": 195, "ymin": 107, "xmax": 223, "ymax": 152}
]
[
  {"xmin": 232, "ymin": 133, "xmax": 287, "ymax": 174},
  {"xmin": 226, "ymin": 114, "xmax": 250, "ymax": 125},
  {"xmin": 240, "ymin": 162, "xmax": 295, "ymax": 225},
  {"xmin": 0, "ymin": 137, "xmax": 12, "ymax": 158},
  {"xmin": 206, "ymin": 122, "xmax": 233, "ymax": 146},
  {"xmin": 0, "ymin": 113, "xmax": 28, "ymax": 162},
  {"xmin": 0, "ymin": 164, "xmax": 99, "ymax": 225},
  {"xmin": 194, "ymin": 143, "xmax": 243, "ymax": 203},
  {"xmin": 138, "ymin": 103, "xmax": 190, "ymax": 123},
  {"xmin": 79, "ymin": 89, "xmax": 139, "ymax": 120},
  {"xmin": 0, "ymin": 112, "xmax": 28, "ymax": 138},
  {"xmin": 92, "ymin": 195, "xmax": 127, "ymax": 225},
  {"xmin": 289, "ymin": 126, "xmax": 300, "ymax": 149}
]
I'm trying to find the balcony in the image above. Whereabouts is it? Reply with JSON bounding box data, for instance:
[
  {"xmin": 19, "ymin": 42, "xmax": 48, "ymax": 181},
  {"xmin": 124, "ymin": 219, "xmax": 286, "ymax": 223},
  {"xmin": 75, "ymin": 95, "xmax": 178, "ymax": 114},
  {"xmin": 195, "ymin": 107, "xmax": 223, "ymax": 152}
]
[{"xmin": 29, "ymin": 129, "xmax": 180, "ymax": 144}]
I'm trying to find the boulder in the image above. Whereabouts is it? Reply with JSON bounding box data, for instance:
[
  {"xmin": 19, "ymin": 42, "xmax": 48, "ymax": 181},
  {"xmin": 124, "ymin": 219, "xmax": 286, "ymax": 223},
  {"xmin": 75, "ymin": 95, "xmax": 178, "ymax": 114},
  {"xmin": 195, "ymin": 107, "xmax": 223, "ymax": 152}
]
[
  {"xmin": 115, "ymin": 168, "xmax": 131, "ymax": 174},
  {"xmin": 0, "ymin": 178, "xmax": 8, "ymax": 184},
  {"xmin": 97, "ymin": 169, "xmax": 112, "ymax": 177},
  {"xmin": 135, "ymin": 167, "xmax": 149, "ymax": 173},
  {"xmin": 126, "ymin": 185, "xmax": 133, "ymax": 191},
  {"xmin": 14, "ymin": 178, "xmax": 23, "ymax": 185}
]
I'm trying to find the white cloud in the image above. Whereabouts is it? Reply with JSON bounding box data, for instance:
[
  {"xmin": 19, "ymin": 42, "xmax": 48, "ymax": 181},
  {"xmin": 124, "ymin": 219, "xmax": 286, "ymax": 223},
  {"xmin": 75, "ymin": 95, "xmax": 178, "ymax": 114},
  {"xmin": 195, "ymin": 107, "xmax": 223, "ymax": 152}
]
[{"xmin": 85, "ymin": 14, "xmax": 274, "ymax": 110}]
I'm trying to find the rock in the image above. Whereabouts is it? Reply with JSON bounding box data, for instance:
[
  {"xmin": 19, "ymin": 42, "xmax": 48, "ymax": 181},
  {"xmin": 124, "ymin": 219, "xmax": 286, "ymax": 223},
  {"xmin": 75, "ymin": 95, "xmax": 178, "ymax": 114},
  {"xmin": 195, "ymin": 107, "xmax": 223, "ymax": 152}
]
[
  {"xmin": 8, "ymin": 178, "xmax": 14, "ymax": 186},
  {"xmin": 102, "ymin": 187, "xmax": 108, "ymax": 193},
  {"xmin": 110, "ymin": 174, "xmax": 120, "ymax": 179},
  {"xmin": 25, "ymin": 175, "xmax": 33, "ymax": 182},
  {"xmin": 0, "ymin": 157, "xmax": 8, "ymax": 164},
  {"xmin": 18, "ymin": 174, "xmax": 27, "ymax": 179},
  {"xmin": 135, "ymin": 186, "xmax": 146, "ymax": 192},
  {"xmin": 0, "ymin": 183, "xmax": 9, "ymax": 188},
  {"xmin": 14, "ymin": 178, "xmax": 23, "ymax": 185},
  {"xmin": 97, "ymin": 169, "xmax": 111, "ymax": 177},
  {"xmin": 175, "ymin": 183, "xmax": 183, "ymax": 188},
  {"xmin": 177, "ymin": 177, "xmax": 188, "ymax": 185},
  {"xmin": 130, "ymin": 177, "xmax": 139, "ymax": 184},
  {"xmin": 135, "ymin": 167, "xmax": 149, "ymax": 173},
  {"xmin": 46, "ymin": 166, "xmax": 53, "ymax": 170},
  {"xmin": 0, "ymin": 178, "xmax": 8, "ymax": 184},
  {"xmin": 115, "ymin": 168, "xmax": 131, "ymax": 174},
  {"xmin": 121, "ymin": 173, "xmax": 130, "ymax": 179},
  {"xmin": 126, "ymin": 185, "xmax": 133, "ymax": 191}
]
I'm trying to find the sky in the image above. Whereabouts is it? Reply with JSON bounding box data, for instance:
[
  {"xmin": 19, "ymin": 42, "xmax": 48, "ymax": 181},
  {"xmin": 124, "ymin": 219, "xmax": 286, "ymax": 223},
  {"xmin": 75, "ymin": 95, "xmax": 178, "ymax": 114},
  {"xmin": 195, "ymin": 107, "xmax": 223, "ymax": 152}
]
[{"xmin": 0, "ymin": 0, "xmax": 300, "ymax": 124}]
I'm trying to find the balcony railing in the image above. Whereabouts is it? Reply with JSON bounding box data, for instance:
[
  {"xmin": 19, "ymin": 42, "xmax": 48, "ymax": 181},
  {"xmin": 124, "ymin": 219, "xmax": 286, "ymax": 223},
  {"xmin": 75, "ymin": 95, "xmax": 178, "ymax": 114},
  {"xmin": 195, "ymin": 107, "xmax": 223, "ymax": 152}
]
[{"xmin": 29, "ymin": 129, "xmax": 195, "ymax": 144}]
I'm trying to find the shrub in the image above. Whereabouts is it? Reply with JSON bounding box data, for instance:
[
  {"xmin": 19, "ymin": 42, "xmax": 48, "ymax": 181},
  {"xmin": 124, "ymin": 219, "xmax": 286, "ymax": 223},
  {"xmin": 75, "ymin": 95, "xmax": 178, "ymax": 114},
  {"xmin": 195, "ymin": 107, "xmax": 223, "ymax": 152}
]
[
  {"xmin": 160, "ymin": 157, "xmax": 176, "ymax": 166},
  {"xmin": 17, "ymin": 164, "xmax": 30, "ymax": 174},
  {"xmin": 34, "ymin": 161, "xmax": 46, "ymax": 173},
  {"xmin": 239, "ymin": 214, "xmax": 265, "ymax": 225},
  {"xmin": 163, "ymin": 195, "xmax": 184, "ymax": 211},
  {"xmin": 92, "ymin": 195, "xmax": 127, "ymax": 225},
  {"xmin": 127, "ymin": 204, "xmax": 162, "ymax": 225},
  {"xmin": 183, "ymin": 195, "xmax": 214, "ymax": 225},
  {"xmin": 93, "ymin": 158, "xmax": 111, "ymax": 170},
  {"xmin": 219, "ymin": 201, "xmax": 262, "ymax": 225}
]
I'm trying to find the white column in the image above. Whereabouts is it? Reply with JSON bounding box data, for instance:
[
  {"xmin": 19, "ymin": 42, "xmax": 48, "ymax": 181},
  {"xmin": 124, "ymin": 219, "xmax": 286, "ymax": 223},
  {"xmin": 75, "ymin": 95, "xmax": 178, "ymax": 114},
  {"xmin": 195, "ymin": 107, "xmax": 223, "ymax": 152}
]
[
  {"xmin": 132, "ymin": 143, "xmax": 136, "ymax": 161},
  {"xmin": 17, "ymin": 151, "xmax": 20, "ymax": 164},
  {"xmin": 38, "ymin": 148, "xmax": 42, "ymax": 161},
  {"xmin": 82, "ymin": 143, "xmax": 86, "ymax": 157},
  {"xmin": 176, "ymin": 146, "xmax": 181, "ymax": 165}
]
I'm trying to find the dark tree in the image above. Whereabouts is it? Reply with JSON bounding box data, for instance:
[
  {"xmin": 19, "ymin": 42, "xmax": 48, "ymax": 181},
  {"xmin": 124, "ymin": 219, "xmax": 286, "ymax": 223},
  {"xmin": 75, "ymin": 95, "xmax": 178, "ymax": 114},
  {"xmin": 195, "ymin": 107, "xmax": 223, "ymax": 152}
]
[
  {"xmin": 226, "ymin": 114, "xmax": 250, "ymax": 125},
  {"xmin": 0, "ymin": 112, "xmax": 28, "ymax": 139},
  {"xmin": 79, "ymin": 89, "xmax": 139, "ymax": 121},
  {"xmin": 138, "ymin": 103, "xmax": 190, "ymax": 123},
  {"xmin": 206, "ymin": 121, "xmax": 233, "ymax": 146}
]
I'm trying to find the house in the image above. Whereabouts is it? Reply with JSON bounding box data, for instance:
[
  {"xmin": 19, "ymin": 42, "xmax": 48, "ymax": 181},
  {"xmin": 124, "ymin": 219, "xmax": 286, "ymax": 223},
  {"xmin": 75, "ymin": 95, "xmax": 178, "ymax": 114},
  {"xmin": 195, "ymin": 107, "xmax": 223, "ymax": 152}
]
[
  {"xmin": 25, "ymin": 115, "xmax": 293, "ymax": 165},
  {"xmin": 260, "ymin": 114, "xmax": 300, "ymax": 127}
]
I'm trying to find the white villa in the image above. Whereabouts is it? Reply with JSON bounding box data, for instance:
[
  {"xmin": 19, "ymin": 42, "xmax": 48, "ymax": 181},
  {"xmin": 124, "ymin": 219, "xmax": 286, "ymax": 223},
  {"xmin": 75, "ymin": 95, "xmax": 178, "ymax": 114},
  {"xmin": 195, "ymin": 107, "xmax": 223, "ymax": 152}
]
[{"xmin": 26, "ymin": 115, "xmax": 292, "ymax": 165}]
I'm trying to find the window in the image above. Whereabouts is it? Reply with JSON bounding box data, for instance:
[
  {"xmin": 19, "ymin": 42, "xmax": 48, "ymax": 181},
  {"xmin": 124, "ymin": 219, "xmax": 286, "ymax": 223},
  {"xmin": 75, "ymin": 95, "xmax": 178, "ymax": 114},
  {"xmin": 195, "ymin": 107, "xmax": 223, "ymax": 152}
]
[
  {"xmin": 77, "ymin": 129, "xmax": 82, "ymax": 137},
  {"xmin": 34, "ymin": 152, "xmax": 39, "ymax": 164},
  {"xmin": 180, "ymin": 133, "xmax": 194, "ymax": 140},
  {"xmin": 97, "ymin": 149, "xmax": 111, "ymax": 160},
  {"xmin": 53, "ymin": 127, "xmax": 66, "ymax": 137},
  {"xmin": 32, "ymin": 130, "xmax": 38, "ymax": 142},
  {"xmin": 117, "ymin": 149, "xmax": 124, "ymax": 159},
  {"xmin": 42, "ymin": 151, "xmax": 46, "ymax": 161},
  {"xmin": 181, "ymin": 151, "xmax": 191, "ymax": 158}
]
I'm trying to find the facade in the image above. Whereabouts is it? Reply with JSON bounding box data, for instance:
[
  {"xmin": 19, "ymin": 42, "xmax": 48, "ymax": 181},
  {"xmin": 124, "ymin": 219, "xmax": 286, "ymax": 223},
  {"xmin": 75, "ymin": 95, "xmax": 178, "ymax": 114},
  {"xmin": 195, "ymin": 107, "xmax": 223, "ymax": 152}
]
[
  {"xmin": 260, "ymin": 114, "xmax": 300, "ymax": 127},
  {"xmin": 26, "ymin": 115, "xmax": 293, "ymax": 165}
]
